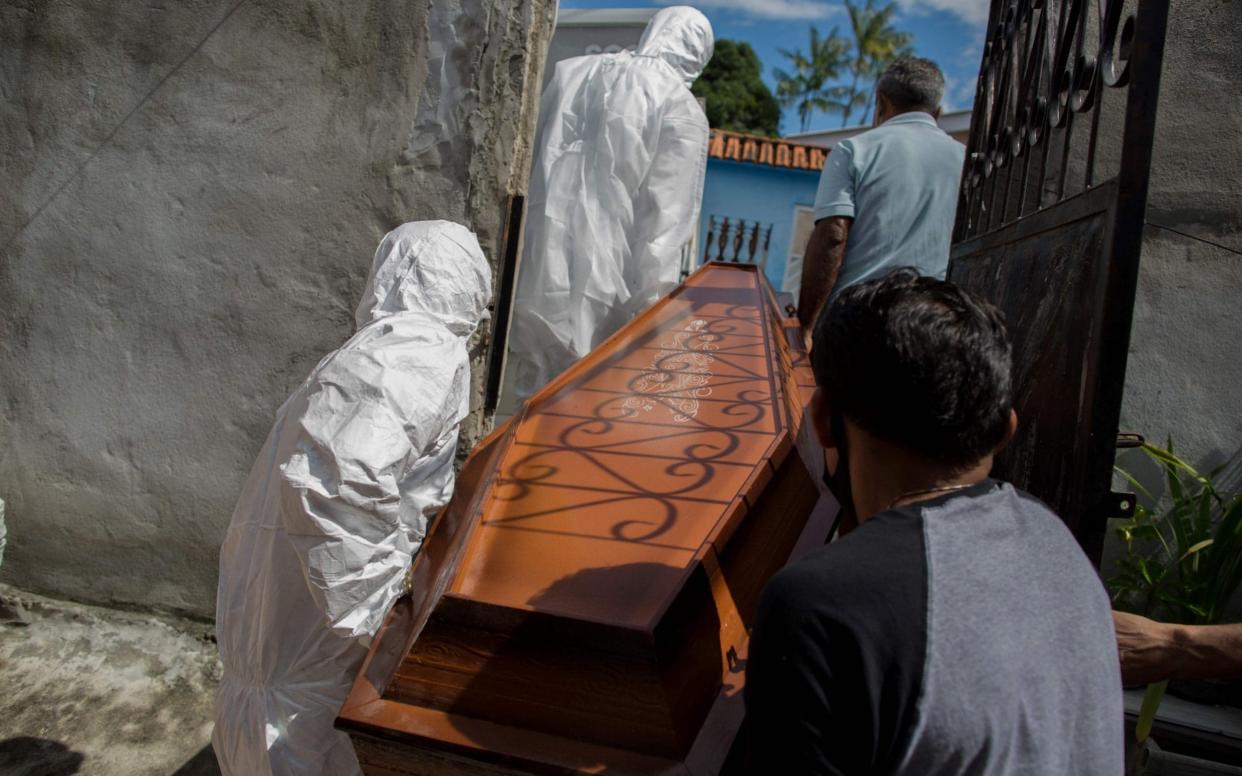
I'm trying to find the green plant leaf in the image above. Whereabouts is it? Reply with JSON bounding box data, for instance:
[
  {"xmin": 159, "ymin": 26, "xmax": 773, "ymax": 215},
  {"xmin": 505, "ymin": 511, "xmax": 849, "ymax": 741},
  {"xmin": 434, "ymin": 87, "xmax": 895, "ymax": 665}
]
[
  {"xmin": 1136, "ymin": 557, "xmax": 1167, "ymax": 587},
  {"xmin": 1166, "ymin": 500, "xmax": 1190, "ymax": 560},
  {"xmin": 1162, "ymin": 595, "xmax": 1210, "ymax": 621},
  {"xmin": 1135, "ymin": 680, "xmax": 1168, "ymax": 745},
  {"xmin": 1144, "ymin": 441, "xmax": 1210, "ymax": 490},
  {"xmin": 1113, "ymin": 438, "xmax": 1242, "ymax": 625},
  {"xmin": 1177, "ymin": 538, "xmax": 1214, "ymax": 564},
  {"xmin": 1195, "ymin": 489, "xmax": 1211, "ymax": 540},
  {"xmin": 1114, "ymin": 464, "xmax": 1156, "ymax": 504}
]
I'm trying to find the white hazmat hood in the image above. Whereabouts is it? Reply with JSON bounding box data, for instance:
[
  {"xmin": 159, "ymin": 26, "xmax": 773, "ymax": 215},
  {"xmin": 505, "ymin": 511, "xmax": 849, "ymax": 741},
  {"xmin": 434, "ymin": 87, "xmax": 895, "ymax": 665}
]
[{"xmin": 637, "ymin": 5, "xmax": 714, "ymax": 87}]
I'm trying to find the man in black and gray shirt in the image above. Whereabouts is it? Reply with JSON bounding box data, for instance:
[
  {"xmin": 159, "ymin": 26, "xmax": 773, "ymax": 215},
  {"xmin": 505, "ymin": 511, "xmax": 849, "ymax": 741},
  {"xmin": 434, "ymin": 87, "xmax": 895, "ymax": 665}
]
[{"xmin": 746, "ymin": 270, "xmax": 1123, "ymax": 774}]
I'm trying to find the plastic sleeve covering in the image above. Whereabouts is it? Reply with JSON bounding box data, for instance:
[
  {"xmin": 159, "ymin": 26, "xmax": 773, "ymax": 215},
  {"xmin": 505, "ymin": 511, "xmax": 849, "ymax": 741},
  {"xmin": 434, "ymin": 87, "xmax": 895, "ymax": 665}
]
[
  {"xmin": 281, "ymin": 344, "xmax": 457, "ymax": 639},
  {"xmin": 213, "ymin": 222, "xmax": 488, "ymax": 776},
  {"xmin": 629, "ymin": 95, "xmax": 709, "ymax": 314}
]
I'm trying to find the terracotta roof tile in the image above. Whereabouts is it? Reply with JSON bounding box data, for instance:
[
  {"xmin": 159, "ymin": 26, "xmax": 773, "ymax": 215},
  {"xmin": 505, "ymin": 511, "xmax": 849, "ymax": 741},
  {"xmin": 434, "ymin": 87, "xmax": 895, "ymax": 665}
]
[{"xmin": 707, "ymin": 128, "xmax": 827, "ymax": 171}]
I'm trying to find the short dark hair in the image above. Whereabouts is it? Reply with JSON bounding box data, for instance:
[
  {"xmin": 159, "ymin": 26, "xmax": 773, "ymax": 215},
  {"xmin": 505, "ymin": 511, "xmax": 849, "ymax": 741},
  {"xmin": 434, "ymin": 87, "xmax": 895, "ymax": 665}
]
[
  {"xmin": 811, "ymin": 269, "xmax": 1013, "ymax": 469},
  {"xmin": 876, "ymin": 56, "xmax": 945, "ymax": 113}
]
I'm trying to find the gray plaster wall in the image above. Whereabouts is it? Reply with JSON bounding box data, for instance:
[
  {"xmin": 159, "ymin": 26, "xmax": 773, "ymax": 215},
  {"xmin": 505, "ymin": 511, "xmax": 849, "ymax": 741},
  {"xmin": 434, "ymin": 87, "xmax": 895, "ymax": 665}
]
[
  {"xmin": 0, "ymin": 0, "xmax": 554, "ymax": 617},
  {"xmin": 1117, "ymin": 0, "xmax": 1242, "ymax": 476}
]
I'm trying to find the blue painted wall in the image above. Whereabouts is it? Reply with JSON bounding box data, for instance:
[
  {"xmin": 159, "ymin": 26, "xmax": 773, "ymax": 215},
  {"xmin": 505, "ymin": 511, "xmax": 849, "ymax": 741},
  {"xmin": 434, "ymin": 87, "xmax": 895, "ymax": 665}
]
[{"xmin": 696, "ymin": 158, "xmax": 821, "ymax": 291}]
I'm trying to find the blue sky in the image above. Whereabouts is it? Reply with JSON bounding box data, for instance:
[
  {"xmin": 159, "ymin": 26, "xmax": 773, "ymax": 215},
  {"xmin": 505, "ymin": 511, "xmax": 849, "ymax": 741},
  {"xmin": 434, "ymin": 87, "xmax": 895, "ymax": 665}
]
[{"xmin": 560, "ymin": 0, "xmax": 989, "ymax": 135}]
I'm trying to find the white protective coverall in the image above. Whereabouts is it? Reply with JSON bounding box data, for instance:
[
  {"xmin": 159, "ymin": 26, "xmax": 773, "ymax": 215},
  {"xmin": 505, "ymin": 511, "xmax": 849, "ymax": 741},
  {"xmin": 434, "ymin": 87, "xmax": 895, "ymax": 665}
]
[
  {"xmin": 506, "ymin": 6, "xmax": 713, "ymax": 400},
  {"xmin": 213, "ymin": 221, "xmax": 491, "ymax": 776}
]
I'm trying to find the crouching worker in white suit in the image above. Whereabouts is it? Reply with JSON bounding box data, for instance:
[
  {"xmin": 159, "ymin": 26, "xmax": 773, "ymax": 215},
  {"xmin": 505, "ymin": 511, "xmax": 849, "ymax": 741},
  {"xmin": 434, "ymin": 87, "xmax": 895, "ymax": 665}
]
[
  {"xmin": 213, "ymin": 221, "xmax": 492, "ymax": 776},
  {"xmin": 505, "ymin": 6, "xmax": 713, "ymax": 402}
]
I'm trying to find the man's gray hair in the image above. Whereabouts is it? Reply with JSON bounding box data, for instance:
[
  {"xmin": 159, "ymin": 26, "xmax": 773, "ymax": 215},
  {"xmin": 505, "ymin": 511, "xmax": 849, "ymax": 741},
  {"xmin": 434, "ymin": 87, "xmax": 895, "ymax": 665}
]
[{"xmin": 876, "ymin": 57, "xmax": 945, "ymax": 113}]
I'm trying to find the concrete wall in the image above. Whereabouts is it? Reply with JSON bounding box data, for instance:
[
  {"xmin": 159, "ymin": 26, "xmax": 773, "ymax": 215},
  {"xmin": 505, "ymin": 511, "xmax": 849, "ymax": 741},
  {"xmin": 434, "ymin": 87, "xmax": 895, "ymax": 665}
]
[
  {"xmin": 1102, "ymin": 3, "xmax": 1240, "ymax": 594},
  {"xmin": 1117, "ymin": 0, "xmax": 1242, "ymax": 478},
  {"xmin": 0, "ymin": 0, "xmax": 555, "ymax": 617}
]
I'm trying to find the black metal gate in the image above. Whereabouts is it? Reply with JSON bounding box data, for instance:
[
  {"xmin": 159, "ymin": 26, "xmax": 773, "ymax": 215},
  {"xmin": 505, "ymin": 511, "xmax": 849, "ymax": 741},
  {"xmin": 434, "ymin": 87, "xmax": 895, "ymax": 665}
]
[{"xmin": 948, "ymin": 0, "xmax": 1169, "ymax": 561}]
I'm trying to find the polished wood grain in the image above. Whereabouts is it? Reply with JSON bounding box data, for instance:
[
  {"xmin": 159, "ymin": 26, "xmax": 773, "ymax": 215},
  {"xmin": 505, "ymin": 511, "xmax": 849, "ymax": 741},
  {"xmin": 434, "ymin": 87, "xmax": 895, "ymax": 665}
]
[{"xmin": 338, "ymin": 263, "xmax": 837, "ymax": 774}]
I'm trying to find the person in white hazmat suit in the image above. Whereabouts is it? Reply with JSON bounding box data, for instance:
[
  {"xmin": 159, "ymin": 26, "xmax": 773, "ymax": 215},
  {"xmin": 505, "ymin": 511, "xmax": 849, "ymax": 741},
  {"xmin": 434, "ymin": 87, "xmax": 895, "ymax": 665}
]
[
  {"xmin": 505, "ymin": 6, "xmax": 713, "ymax": 401},
  {"xmin": 213, "ymin": 221, "xmax": 491, "ymax": 776}
]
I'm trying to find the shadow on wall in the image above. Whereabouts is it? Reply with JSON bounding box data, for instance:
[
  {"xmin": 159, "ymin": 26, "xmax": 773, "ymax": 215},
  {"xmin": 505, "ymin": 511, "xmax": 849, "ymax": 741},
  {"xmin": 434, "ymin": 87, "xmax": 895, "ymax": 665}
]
[{"xmin": 0, "ymin": 737, "xmax": 84, "ymax": 776}]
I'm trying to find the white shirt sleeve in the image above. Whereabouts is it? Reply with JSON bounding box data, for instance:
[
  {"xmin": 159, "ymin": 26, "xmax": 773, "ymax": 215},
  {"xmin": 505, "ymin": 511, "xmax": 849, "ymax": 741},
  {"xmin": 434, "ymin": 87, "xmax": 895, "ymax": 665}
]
[{"xmin": 813, "ymin": 140, "xmax": 857, "ymax": 221}]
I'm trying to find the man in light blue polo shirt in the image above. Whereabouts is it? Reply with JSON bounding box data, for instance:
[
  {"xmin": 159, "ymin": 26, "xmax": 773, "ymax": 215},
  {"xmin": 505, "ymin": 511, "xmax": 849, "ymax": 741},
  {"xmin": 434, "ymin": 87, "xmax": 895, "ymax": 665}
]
[{"xmin": 797, "ymin": 57, "xmax": 966, "ymax": 328}]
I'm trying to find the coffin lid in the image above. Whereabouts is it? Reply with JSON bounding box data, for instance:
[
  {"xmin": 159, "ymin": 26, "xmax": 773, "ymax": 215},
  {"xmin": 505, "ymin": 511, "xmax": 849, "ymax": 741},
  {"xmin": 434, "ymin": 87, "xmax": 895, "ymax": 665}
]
[{"xmin": 457, "ymin": 264, "xmax": 805, "ymax": 629}]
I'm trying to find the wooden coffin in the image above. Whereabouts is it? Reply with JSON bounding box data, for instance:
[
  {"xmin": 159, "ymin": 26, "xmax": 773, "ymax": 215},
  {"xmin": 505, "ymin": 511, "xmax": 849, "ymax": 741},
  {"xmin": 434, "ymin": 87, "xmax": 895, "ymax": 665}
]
[{"xmin": 337, "ymin": 262, "xmax": 836, "ymax": 775}]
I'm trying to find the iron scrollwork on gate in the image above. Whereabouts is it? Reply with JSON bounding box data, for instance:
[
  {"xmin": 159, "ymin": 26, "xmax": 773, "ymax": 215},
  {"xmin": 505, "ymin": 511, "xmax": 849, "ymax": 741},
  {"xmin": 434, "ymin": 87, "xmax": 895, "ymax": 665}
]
[
  {"xmin": 948, "ymin": 0, "xmax": 1170, "ymax": 562},
  {"xmin": 958, "ymin": 0, "xmax": 1155, "ymax": 236}
]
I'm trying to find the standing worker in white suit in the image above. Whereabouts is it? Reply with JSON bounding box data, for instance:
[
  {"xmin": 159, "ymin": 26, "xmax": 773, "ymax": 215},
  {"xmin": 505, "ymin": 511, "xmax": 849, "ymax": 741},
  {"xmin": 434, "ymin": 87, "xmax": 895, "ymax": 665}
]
[
  {"xmin": 212, "ymin": 221, "xmax": 492, "ymax": 776},
  {"xmin": 506, "ymin": 6, "xmax": 713, "ymax": 401}
]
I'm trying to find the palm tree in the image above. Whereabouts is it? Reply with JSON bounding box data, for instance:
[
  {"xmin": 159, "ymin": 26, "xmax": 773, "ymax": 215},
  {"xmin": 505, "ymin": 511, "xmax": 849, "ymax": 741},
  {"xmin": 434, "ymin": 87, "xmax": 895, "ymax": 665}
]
[
  {"xmin": 773, "ymin": 26, "xmax": 852, "ymax": 133},
  {"xmin": 840, "ymin": 0, "xmax": 913, "ymax": 127}
]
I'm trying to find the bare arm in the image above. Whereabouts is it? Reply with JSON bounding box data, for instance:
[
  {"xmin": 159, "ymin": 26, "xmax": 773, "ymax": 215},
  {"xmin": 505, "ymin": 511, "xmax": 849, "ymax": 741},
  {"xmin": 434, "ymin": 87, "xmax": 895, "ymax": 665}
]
[
  {"xmin": 797, "ymin": 216, "xmax": 852, "ymax": 331},
  {"xmin": 1114, "ymin": 610, "xmax": 1242, "ymax": 685}
]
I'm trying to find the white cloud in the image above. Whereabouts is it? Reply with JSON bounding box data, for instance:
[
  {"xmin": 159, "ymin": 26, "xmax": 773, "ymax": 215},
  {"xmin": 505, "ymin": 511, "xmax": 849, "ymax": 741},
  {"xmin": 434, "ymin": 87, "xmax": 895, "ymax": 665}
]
[
  {"xmin": 660, "ymin": 0, "xmax": 987, "ymax": 26},
  {"xmin": 660, "ymin": 0, "xmax": 843, "ymax": 21},
  {"xmin": 941, "ymin": 71, "xmax": 979, "ymax": 111},
  {"xmin": 898, "ymin": 0, "xmax": 990, "ymax": 27}
]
